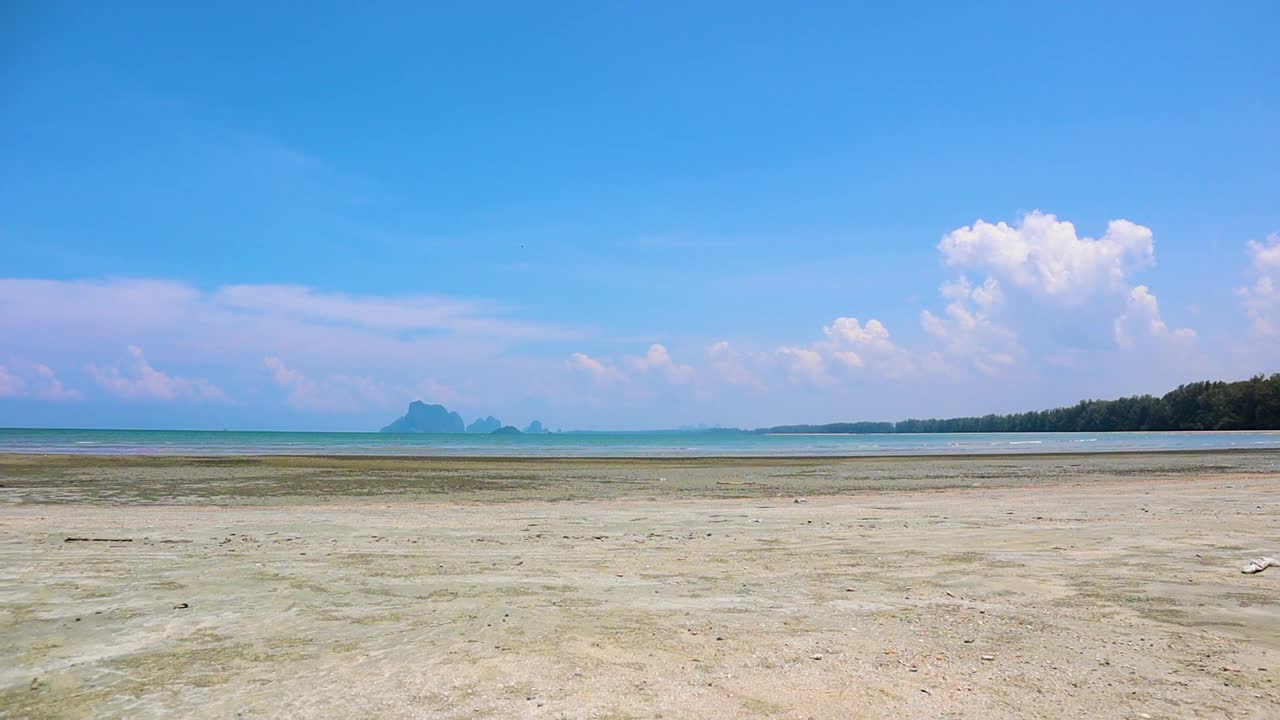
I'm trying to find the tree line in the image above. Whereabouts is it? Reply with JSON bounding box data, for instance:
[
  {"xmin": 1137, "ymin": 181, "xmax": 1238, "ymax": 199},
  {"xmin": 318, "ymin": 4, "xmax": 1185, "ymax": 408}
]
[{"xmin": 761, "ymin": 374, "xmax": 1280, "ymax": 434}]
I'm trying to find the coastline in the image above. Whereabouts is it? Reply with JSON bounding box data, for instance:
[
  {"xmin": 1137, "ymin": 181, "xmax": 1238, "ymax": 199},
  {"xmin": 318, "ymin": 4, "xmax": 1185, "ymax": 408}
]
[
  {"xmin": 3, "ymin": 449, "xmax": 1279, "ymax": 506},
  {"xmin": 4, "ymin": 427, "xmax": 1279, "ymax": 460},
  {"xmin": 5, "ymin": 444, "xmax": 1280, "ymax": 462}
]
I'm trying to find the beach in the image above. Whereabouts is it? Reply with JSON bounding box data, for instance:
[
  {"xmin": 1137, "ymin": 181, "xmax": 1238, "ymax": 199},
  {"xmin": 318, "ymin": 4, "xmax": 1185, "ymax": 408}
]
[{"xmin": 2, "ymin": 451, "xmax": 1279, "ymax": 719}]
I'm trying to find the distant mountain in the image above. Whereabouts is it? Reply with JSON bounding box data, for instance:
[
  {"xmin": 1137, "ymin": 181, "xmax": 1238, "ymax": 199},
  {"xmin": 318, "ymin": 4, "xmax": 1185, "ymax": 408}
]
[
  {"xmin": 466, "ymin": 416, "xmax": 502, "ymax": 433},
  {"xmin": 524, "ymin": 420, "xmax": 546, "ymax": 434},
  {"xmin": 380, "ymin": 401, "xmax": 465, "ymax": 433},
  {"xmin": 492, "ymin": 425, "xmax": 522, "ymax": 435}
]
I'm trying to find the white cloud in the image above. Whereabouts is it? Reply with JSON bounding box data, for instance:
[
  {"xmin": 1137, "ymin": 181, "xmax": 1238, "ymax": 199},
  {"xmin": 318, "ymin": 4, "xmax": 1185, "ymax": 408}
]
[
  {"xmin": 938, "ymin": 211, "xmax": 1154, "ymax": 304},
  {"xmin": 707, "ymin": 341, "xmax": 762, "ymax": 387},
  {"xmin": 777, "ymin": 346, "xmax": 830, "ymax": 385},
  {"xmin": 822, "ymin": 317, "xmax": 895, "ymax": 352},
  {"xmin": 927, "ymin": 275, "xmax": 1023, "ymax": 377},
  {"xmin": 927, "ymin": 213, "xmax": 1195, "ymax": 371},
  {"xmin": 0, "ymin": 210, "xmax": 1233, "ymax": 425},
  {"xmin": 263, "ymin": 356, "xmax": 391, "ymax": 413},
  {"xmin": 88, "ymin": 346, "xmax": 226, "ymax": 402},
  {"xmin": 0, "ymin": 277, "xmax": 580, "ymax": 413},
  {"xmin": 1113, "ymin": 285, "xmax": 1196, "ymax": 348},
  {"xmin": 568, "ymin": 344, "xmax": 695, "ymax": 387},
  {"xmin": 0, "ymin": 366, "xmax": 24, "ymax": 398},
  {"xmin": 0, "ymin": 278, "xmax": 572, "ymax": 363},
  {"xmin": 1247, "ymin": 233, "xmax": 1280, "ymax": 271},
  {"xmin": 832, "ymin": 351, "xmax": 864, "ymax": 369},
  {"xmin": 625, "ymin": 344, "xmax": 695, "ymax": 384},
  {"xmin": 566, "ymin": 352, "xmax": 628, "ymax": 386},
  {"xmin": 919, "ymin": 301, "xmax": 1020, "ymax": 376},
  {"xmin": 774, "ymin": 316, "xmax": 907, "ymax": 384},
  {"xmin": 215, "ymin": 284, "xmax": 566, "ymax": 339},
  {"xmin": 1239, "ymin": 233, "xmax": 1280, "ymax": 337},
  {"xmin": 940, "ymin": 276, "xmax": 1003, "ymax": 308},
  {"xmin": 0, "ymin": 362, "xmax": 80, "ymax": 400},
  {"xmin": 30, "ymin": 364, "xmax": 80, "ymax": 400},
  {"xmin": 1240, "ymin": 278, "xmax": 1278, "ymax": 336}
]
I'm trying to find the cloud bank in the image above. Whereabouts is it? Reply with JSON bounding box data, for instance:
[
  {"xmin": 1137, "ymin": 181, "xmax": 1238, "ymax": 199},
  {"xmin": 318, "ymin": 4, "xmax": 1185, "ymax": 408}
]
[
  {"xmin": 0, "ymin": 212, "xmax": 1271, "ymax": 428},
  {"xmin": 561, "ymin": 212, "xmax": 1215, "ymax": 416}
]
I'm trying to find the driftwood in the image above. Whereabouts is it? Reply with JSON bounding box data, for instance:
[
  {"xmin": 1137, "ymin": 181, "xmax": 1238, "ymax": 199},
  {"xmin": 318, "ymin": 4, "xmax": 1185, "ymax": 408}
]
[{"xmin": 65, "ymin": 537, "xmax": 133, "ymax": 543}]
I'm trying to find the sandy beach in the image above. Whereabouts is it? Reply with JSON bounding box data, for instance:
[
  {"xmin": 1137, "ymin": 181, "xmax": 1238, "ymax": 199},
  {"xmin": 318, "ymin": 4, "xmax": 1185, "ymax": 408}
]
[{"xmin": 2, "ymin": 451, "xmax": 1278, "ymax": 719}]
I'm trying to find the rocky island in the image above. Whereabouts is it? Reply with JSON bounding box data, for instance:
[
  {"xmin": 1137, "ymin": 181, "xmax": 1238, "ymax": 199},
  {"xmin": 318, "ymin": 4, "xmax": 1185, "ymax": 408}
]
[
  {"xmin": 380, "ymin": 402, "xmax": 548, "ymax": 435},
  {"xmin": 379, "ymin": 401, "xmax": 465, "ymax": 433},
  {"xmin": 466, "ymin": 416, "xmax": 502, "ymax": 433}
]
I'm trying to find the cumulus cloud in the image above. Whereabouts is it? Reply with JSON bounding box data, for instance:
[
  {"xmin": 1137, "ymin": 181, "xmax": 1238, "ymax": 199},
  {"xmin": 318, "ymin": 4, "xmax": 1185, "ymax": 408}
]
[
  {"xmin": 263, "ymin": 356, "xmax": 391, "ymax": 412},
  {"xmin": 920, "ymin": 273, "xmax": 1021, "ymax": 375},
  {"xmin": 1238, "ymin": 233, "xmax": 1280, "ymax": 337},
  {"xmin": 822, "ymin": 317, "xmax": 896, "ymax": 356},
  {"xmin": 919, "ymin": 300, "xmax": 1019, "ymax": 376},
  {"xmin": 568, "ymin": 344, "xmax": 694, "ymax": 387},
  {"xmin": 773, "ymin": 315, "xmax": 906, "ymax": 384},
  {"xmin": 625, "ymin": 344, "xmax": 695, "ymax": 384},
  {"xmin": 777, "ymin": 345, "xmax": 830, "ymax": 385},
  {"xmin": 939, "ymin": 211, "xmax": 1154, "ymax": 304},
  {"xmin": 775, "ymin": 316, "xmax": 907, "ymax": 384},
  {"xmin": 925, "ymin": 212, "xmax": 1194, "ymax": 373},
  {"xmin": 939, "ymin": 276, "xmax": 1003, "ymax": 308},
  {"xmin": 566, "ymin": 352, "xmax": 628, "ymax": 386},
  {"xmin": 88, "ymin": 346, "xmax": 226, "ymax": 402},
  {"xmin": 1113, "ymin": 285, "xmax": 1196, "ymax": 348}
]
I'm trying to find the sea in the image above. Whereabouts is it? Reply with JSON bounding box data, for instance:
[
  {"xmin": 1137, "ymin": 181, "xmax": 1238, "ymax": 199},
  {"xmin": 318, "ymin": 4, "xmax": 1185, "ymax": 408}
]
[{"xmin": 1, "ymin": 428, "xmax": 1279, "ymax": 457}]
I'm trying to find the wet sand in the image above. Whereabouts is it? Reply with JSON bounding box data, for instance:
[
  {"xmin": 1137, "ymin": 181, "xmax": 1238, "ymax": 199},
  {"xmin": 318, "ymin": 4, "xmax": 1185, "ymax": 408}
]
[{"xmin": 2, "ymin": 451, "xmax": 1278, "ymax": 718}]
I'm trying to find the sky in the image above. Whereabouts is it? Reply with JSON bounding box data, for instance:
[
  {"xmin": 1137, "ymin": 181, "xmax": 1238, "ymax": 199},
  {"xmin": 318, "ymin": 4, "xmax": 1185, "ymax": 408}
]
[{"xmin": 2, "ymin": 2, "xmax": 1278, "ymax": 431}]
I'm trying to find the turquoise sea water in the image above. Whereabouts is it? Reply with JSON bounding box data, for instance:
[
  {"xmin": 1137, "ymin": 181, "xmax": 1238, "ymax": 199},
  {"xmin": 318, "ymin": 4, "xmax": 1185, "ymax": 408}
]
[{"xmin": 1, "ymin": 428, "xmax": 1279, "ymax": 457}]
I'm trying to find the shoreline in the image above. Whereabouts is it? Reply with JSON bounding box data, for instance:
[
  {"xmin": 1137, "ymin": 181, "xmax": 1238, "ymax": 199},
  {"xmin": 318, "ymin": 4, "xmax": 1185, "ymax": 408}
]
[
  {"xmin": 3, "ymin": 449, "xmax": 1277, "ymax": 507},
  {"xmin": 3, "ymin": 445, "xmax": 1280, "ymax": 463}
]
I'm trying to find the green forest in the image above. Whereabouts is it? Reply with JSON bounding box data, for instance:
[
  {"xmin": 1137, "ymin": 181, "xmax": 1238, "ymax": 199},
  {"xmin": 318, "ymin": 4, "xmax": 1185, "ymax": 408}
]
[{"xmin": 760, "ymin": 374, "xmax": 1280, "ymax": 434}]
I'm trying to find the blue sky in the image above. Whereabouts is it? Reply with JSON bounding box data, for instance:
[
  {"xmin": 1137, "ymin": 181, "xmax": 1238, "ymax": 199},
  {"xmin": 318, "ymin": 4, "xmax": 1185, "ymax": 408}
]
[{"xmin": 2, "ymin": 2, "xmax": 1278, "ymax": 430}]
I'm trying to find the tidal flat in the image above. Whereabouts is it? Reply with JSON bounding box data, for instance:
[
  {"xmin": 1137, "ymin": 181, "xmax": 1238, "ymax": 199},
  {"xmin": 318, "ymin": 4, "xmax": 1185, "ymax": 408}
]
[{"xmin": 1, "ymin": 451, "xmax": 1278, "ymax": 718}]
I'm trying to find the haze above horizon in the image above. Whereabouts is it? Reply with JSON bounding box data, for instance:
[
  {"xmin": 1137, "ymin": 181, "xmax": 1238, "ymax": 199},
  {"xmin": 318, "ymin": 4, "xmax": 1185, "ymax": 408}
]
[{"xmin": 2, "ymin": 2, "xmax": 1278, "ymax": 431}]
